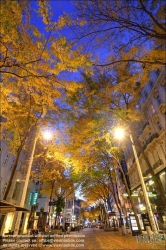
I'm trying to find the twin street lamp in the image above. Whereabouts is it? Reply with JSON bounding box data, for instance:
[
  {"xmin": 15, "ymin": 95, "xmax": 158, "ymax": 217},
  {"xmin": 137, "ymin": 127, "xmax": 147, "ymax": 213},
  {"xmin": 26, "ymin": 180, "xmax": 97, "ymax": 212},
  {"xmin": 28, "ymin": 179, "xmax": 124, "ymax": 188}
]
[{"xmin": 114, "ymin": 127, "xmax": 158, "ymax": 232}]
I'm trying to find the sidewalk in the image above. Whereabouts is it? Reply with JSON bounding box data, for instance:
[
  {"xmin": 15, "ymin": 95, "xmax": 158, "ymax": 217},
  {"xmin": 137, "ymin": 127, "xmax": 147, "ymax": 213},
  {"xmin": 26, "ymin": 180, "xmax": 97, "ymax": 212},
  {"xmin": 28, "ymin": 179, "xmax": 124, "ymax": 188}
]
[
  {"xmin": 0, "ymin": 229, "xmax": 165, "ymax": 250},
  {"xmin": 103, "ymin": 230, "xmax": 166, "ymax": 250}
]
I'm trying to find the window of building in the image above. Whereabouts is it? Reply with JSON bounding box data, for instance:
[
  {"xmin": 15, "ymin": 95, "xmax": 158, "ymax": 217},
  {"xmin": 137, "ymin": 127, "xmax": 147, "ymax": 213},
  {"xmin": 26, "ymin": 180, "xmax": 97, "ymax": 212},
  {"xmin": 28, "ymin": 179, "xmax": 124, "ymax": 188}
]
[
  {"xmin": 0, "ymin": 147, "xmax": 2, "ymax": 154},
  {"xmin": 157, "ymin": 121, "xmax": 162, "ymax": 130},
  {"xmin": 156, "ymin": 95, "xmax": 162, "ymax": 105},
  {"xmin": 160, "ymin": 172, "xmax": 166, "ymax": 192},
  {"xmin": 2, "ymin": 180, "xmax": 8, "ymax": 197},
  {"xmin": 149, "ymin": 103, "xmax": 155, "ymax": 114},
  {"xmin": 3, "ymin": 133, "xmax": 7, "ymax": 140},
  {"xmin": 17, "ymin": 161, "xmax": 22, "ymax": 170},
  {"xmin": 156, "ymin": 68, "xmax": 161, "ymax": 76},
  {"xmin": 149, "ymin": 79, "xmax": 154, "ymax": 88},
  {"xmin": 3, "ymin": 154, "xmax": 9, "ymax": 166},
  {"xmin": 144, "ymin": 90, "xmax": 148, "ymax": 98},
  {"xmin": 10, "ymin": 158, "xmax": 15, "ymax": 170},
  {"xmin": 12, "ymin": 181, "xmax": 21, "ymax": 200}
]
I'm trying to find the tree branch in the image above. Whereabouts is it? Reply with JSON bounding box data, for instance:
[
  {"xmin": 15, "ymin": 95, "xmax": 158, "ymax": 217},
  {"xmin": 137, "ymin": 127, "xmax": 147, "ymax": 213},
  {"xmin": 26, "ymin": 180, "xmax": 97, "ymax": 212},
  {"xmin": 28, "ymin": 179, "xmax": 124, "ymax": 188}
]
[{"xmin": 95, "ymin": 58, "xmax": 166, "ymax": 67}]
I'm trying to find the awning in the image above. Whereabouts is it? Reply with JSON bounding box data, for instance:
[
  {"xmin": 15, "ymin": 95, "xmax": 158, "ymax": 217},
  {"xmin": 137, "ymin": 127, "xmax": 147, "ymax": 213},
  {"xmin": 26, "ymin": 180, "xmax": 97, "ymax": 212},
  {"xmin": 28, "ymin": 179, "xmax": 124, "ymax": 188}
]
[{"xmin": 0, "ymin": 200, "xmax": 29, "ymax": 213}]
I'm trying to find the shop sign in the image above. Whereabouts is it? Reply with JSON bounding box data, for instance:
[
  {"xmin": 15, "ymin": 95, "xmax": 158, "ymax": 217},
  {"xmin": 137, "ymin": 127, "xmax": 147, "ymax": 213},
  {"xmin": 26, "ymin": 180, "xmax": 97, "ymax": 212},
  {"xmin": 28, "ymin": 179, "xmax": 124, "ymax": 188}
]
[
  {"xmin": 65, "ymin": 209, "xmax": 72, "ymax": 214},
  {"xmin": 129, "ymin": 214, "xmax": 139, "ymax": 236}
]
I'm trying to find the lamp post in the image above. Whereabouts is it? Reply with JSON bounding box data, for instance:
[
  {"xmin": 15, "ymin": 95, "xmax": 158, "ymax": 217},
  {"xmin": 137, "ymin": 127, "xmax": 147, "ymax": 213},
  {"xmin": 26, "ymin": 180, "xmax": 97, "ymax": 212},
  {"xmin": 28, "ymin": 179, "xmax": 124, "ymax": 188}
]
[
  {"xmin": 14, "ymin": 126, "xmax": 52, "ymax": 235},
  {"xmin": 114, "ymin": 128, "xmax": 158, "ymax": 232}
]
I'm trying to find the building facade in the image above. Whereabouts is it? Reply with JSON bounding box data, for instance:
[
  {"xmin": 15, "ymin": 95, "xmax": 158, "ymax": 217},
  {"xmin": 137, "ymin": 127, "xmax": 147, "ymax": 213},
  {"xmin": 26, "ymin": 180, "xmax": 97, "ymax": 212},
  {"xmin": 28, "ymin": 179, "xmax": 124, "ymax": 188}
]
[
  {"xmin": 0, "ymin": 134, "xmax": 37, "ymax": 235},
  {"xmin": 124, "ymin": 68, "xmax": 166, "ymax": 230}
]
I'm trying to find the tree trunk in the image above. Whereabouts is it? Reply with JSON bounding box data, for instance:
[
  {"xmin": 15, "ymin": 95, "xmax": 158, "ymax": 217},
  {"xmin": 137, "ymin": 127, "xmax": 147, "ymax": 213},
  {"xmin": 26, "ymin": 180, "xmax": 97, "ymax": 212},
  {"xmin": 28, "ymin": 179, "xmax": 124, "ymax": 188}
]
[
  {"xmin": 48, "ymin": 180, "xmax": 55, "ymax": 224},
  {"xmin": 117, "ymin": 161, "xmax": 142, "ymax": 233}
]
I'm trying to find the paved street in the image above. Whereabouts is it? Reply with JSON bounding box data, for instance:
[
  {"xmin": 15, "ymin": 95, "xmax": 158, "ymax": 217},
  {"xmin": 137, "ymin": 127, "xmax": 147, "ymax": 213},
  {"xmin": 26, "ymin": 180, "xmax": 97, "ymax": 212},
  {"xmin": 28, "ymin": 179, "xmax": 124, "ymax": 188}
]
[{"xmin": 25, "ymin": 227, "xmax": 166, "ymax": 250}]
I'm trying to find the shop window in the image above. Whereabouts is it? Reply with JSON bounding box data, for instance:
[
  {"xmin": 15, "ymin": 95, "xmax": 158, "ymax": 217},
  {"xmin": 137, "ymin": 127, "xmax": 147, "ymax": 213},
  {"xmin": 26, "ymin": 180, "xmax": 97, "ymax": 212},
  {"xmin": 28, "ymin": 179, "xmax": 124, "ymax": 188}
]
[{"xmin": 157, "ymin": 121, "xmax": 162, "ymax": 130}]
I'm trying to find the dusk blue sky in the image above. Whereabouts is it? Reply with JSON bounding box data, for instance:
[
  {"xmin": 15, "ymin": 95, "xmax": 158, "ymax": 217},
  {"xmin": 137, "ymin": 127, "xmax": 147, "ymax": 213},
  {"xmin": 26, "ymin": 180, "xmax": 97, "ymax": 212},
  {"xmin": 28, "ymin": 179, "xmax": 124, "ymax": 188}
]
[{"xmin": 30, "ymin": 0, "xmax": 111, "ymax": 82}]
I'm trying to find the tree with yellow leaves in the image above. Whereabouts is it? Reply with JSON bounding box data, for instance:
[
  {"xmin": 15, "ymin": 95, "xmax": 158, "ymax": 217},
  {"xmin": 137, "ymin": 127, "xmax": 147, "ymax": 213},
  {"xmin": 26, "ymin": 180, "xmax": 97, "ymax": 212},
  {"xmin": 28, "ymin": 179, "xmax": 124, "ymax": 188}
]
[
  {"xmin": 71, "ymin": 0, "xmax": 165, "ymax": 68},
  {"xmin": 1, "ymin": 0, "xmax": 91, "ymax": 200},
  {"xmin": 64, "ymin": 69, "xmax": 166, "ymax": 210}
]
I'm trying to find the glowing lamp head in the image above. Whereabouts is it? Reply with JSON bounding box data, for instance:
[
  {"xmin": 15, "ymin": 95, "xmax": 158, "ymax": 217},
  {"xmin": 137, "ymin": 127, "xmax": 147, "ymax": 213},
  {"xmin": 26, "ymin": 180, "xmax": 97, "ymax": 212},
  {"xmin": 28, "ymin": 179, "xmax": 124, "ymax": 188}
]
[
  {"xmin": 114, "ymin": 128, "xmax": 125, "ymax": 140},
  {"xmin": 43, "ymin": 131, "xmax": 52, "ymax": 140}
]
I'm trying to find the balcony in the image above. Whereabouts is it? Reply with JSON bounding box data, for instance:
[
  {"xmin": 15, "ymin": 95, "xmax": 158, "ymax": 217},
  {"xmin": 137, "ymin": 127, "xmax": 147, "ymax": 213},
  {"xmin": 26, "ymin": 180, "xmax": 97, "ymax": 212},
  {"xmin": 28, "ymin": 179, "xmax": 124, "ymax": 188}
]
[
  {"xmin": 142, "ymin": 121, "xmax": 149, "ymax": 131},
  {"xmin": 142, "ymin": 159, "xmax": 163, "ymax": 177},
  {"xmin": 132, "ymin": 133, "xmax": 159, "ymax": 165},
  {"xmin": 153, "ymin": 159, "xmax": 163, "ymax": 170},
  {"xmin": 142, "ymin": 133, "xmax": 159, "ymax": 151},
  {"xmin": 143, "ymin": 169, "xmax": 151, "ymax": 177},
  {"xmin": 137, "ymin": 121, "xmax": 150, "ymax": 138}
]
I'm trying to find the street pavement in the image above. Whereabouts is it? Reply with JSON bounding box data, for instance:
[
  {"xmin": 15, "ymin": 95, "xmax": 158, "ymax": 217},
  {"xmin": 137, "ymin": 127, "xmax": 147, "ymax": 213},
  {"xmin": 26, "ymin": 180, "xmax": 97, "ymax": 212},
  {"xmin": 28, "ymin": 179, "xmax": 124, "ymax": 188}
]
[{"xmin": 27, "ymin": 227, "xmax": 166, "ymax": 250}]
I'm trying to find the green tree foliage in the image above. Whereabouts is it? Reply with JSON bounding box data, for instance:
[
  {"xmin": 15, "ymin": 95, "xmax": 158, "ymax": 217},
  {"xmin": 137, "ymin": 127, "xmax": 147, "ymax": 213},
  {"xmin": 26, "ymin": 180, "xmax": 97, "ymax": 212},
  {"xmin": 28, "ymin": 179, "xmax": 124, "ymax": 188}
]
[{"xmin": 55, "ymin": 195, "xmax": 65, "ymax": 217}]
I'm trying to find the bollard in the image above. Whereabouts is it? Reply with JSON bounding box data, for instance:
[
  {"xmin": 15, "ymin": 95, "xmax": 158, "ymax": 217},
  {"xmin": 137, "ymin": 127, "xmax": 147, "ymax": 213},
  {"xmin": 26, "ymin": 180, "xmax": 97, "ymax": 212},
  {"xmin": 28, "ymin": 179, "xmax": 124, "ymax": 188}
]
[
  {"xmin": 121, "ymin": 226, "xmax": 126, "ymax": 235},
  {"xmin": 67, "ymin": 227, "xmax": 70, "ymax": 234}
]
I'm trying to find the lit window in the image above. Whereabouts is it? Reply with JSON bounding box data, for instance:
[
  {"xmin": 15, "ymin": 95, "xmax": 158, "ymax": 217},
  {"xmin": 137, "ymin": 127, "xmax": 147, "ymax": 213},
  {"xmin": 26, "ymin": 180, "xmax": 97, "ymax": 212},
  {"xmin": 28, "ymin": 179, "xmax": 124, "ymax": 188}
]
[
  {"xmin": 156, "ymin": 95, "xmax": 162, "ymax": 105},
  {"xmin": 157, "ymin": 121, "xmax": 162, "ymax": 130},
  {"xmin": 3, "ymin": 155, "xmax": 9, "ymax": 166},
  {"xmin": 149, "ymin": 103, "xmax": 155, "ymax": 114},
  {"xmin": 28, "ymin": 192, "xmax": 38, "ymax": 205}
]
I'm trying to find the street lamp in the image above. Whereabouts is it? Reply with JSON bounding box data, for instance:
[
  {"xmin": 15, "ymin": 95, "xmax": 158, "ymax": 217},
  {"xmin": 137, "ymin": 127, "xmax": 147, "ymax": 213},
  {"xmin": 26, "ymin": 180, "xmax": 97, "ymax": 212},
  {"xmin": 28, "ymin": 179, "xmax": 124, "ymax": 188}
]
[
  {"xmin": 14, "ymin": 126, "xmax": 52, "ymax": 235},
  {"xmin": 43, "ymin": 130, "xmax": 52, "ymax": 141},
  {"xmin": 114, "ymin": 127, "xmax": 158, "ymax": 232}
]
